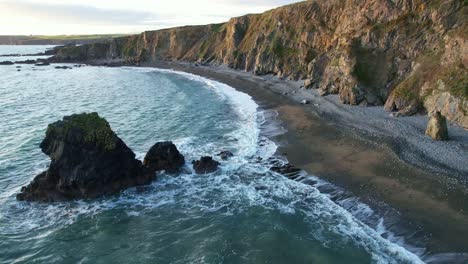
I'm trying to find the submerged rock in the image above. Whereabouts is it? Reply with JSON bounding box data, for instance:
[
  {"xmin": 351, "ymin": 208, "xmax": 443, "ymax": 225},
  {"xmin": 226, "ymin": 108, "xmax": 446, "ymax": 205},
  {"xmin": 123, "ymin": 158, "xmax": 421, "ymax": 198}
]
[
  {"xmin": 143, "ymin": 141, "xmax": 185, "ymax": 174},
  {"xmin": 35, "ymin": 62, "xmax": 50, "ymax": 66},
  {"xmin": 17, "ymin": 113, "xmax": 155, "ymax": 202},
  {"xmin": 268, "ymin": 158, "xmax": 302, "ymax": 180},
  {"xmin": 192, "ymin": 156, "xmax": 220, "ymax": 174},
  {"xmin": 217, "ymin": 150, "xmax": 234, "ymax": 160},
  {"xmin": 55, "ymin": 66, "xmax": 72, "ymax": 69},
  {"xmin": 426, "ymin": 111, "xmax": 449, "ymax": 141}
]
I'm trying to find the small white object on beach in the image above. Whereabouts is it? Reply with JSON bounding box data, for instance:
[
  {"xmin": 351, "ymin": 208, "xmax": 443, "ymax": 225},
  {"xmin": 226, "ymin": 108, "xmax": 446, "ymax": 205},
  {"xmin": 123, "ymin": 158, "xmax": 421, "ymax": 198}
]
[{"xmin": 301, "ymin": 99, "xmax": 310, "ymax": 105}]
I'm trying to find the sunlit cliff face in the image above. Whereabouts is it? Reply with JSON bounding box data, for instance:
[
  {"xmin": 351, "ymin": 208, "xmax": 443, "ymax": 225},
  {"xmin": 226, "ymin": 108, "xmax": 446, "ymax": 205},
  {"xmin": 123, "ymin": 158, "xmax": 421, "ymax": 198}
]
[{"xmin": 0, "ymin": 0, "xmax": 302, "ymax": 35}]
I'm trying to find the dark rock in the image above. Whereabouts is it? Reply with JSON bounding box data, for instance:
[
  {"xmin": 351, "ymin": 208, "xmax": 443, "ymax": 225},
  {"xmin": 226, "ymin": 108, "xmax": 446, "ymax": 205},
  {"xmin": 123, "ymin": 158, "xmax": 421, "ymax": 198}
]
[
  {"xmin": 0, "ymin": 61, "xmax": 14, "ymax": 65},
  {"xmin": 16, "ymin": 113, "xmax": 155, "ymax": 202},
  {"xmin": 255, "ymin": 185, "xmax": 268, "ymax": 191},
  {"xmin": 55, "ymin": 66, "xmax": 72, "ymax": 69},
  {"xmin": 0, "ymin": 53, "xmax": 20, "ymax": 57},
  {"xmin": 192, "ymin": 156, "xmax": 220, "ymax": 174},
  {"xmin": 268, "ymin": 158, "xmax": 302, "ymax": 180},
  {"xmin": 15, "ymin": 59, "xmax": 36, "ymax": 64},
  {"xmin": 218, "ymin": 150, "xmax": 234, "ymax": 160},
  {"xmin": 35, "ymin": 62, "xmax": 50, "ymax": 66},
  {"xmin": 143, "ymin": 142, "xmax": 185, "ymax": 174}
]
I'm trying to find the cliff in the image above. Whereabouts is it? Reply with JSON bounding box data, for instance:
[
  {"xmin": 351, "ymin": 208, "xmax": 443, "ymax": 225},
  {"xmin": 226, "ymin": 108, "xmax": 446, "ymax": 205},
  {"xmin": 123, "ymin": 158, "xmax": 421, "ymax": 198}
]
[{"xmin": 52, "ymin": 0, "xmax": 468, "ymax": 128}]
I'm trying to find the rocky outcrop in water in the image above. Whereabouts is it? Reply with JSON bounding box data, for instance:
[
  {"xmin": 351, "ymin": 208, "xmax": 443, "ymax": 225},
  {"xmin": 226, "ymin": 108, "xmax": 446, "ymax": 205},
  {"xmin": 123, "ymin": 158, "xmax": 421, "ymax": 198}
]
[
  {"xmin": 15, "ymin": 59, "xmax": 37, "ymax": 64},
  {"xmin": 218, "ymin": 150, "xmax": 234, "ymax": 160},
  {"xmin": 35, "ymin": 62, "xmax": 50, "ymax": 66},
  {"xmin": 16, "ymin": 113, "xmax": 165, "ymax": 202},
  {"xmin": 192, "ymin": 156, "xmax": 220, "ymax": 174},
  {"xmin": 51, "ymin": 0, "xmax": 467, "ymax": 128},
  {"xmin": 143, "ymin": 141, "xmax": 185, "ymax": 174},
  {"xmin": 0, "ymin": 61, "xmax": 14, "ymax": 65},
  {"xmin": 426, "ymin": 111, "xmax": 449, "ymax": 141}
]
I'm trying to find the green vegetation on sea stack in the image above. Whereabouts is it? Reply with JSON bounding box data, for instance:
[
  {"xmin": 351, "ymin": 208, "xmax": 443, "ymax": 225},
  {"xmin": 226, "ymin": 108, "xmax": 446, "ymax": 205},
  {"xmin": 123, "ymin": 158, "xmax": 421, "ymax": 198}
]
[{"xmin": 45, "ymin": 113, "xmax": 118, "ymax": 151}]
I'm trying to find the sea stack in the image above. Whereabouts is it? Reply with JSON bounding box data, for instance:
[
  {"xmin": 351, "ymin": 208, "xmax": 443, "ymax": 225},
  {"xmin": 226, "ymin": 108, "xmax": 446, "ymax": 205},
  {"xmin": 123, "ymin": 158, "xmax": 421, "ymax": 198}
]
[
  {"xmin": 426, "ymin": 111, "xmax": 449, "ymax": 141},
  {"xmin": 17, "ymin": 113, "xmax": 156, "ymax": 202}
]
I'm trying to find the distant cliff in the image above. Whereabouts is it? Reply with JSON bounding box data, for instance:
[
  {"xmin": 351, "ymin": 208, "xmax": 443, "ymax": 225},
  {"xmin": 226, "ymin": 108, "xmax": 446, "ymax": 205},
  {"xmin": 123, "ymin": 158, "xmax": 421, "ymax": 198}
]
[
  {"xmin": 52, "ymin": 0, "xmax": 467, "ymax": 128},
  {"xmin": 0, "ymin": 35, "xmax": 126, "ymax": 45}
]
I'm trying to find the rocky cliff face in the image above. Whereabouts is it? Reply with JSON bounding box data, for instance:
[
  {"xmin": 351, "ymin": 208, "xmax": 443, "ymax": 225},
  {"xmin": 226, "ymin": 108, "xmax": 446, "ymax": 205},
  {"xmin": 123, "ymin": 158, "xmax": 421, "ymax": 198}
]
[{"xmin": 52, "ymin": 0, "xmax": 467, "ymax": 128}]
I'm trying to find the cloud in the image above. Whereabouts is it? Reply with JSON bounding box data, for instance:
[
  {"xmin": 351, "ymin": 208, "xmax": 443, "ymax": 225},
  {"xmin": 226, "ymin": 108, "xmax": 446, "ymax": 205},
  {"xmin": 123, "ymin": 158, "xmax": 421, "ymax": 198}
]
[
  {"xmin": 0, "ymin": 0, "xmax": 156, "ymax": 25},
  {"xmin": 0, "ymin": 0, "xmax": 303, "ymax": 35}
]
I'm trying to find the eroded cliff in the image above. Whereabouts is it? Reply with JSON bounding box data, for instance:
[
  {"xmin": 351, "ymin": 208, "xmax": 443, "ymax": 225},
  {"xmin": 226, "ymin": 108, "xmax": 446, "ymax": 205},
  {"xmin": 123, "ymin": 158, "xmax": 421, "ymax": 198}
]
[{"xmin": 52, "ymin": 0, "xmax": 468, "ymax": 128}]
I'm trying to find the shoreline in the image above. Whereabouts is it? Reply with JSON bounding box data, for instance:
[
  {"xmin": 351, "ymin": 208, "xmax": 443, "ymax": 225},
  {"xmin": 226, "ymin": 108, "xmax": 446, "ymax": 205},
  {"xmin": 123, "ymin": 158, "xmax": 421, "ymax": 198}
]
[{"xmin": 137, "ymin": 61, "xmax": 468, "ymax": 255}]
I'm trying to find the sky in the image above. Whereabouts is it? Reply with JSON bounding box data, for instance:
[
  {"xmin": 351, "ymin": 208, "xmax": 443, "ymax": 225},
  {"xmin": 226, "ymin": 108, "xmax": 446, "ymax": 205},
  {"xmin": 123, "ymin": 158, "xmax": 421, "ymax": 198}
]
[{"xmin": 0, "ymin": 0, "xmax": 303, "ymax": 35}]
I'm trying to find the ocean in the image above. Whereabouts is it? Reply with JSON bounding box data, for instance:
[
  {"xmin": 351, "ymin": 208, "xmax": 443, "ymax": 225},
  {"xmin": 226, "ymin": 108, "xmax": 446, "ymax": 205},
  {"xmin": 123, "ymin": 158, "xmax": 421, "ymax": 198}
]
[{"xmin": 0, "ymin": 46, "xmax": 425, "ymax": 263}]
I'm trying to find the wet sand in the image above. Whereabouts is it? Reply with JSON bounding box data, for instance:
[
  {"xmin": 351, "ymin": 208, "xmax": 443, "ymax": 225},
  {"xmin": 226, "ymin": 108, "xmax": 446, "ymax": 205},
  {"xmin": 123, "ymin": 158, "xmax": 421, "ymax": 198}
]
[{"xmin": 140, "ymin": 61, "xmax": 468, "ymax": 255}]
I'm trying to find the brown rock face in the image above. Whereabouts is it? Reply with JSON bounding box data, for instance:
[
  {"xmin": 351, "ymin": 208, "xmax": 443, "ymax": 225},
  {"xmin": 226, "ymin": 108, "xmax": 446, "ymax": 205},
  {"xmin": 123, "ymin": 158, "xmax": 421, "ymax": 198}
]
[
  {"xmin": 52, "ymin": 0, "xmax": 467, "ymax": 128},
  {"xmin": 426, "ymin": 111, "xmax": 449, "ymax": 141}
]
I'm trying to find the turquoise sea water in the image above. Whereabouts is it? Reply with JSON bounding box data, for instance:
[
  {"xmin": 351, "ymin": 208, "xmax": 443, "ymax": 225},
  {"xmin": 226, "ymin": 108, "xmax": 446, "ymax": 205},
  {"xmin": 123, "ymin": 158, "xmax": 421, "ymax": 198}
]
[{"xmin": 0, "ymin": 46, "xmax": 426, "ymax": 263}]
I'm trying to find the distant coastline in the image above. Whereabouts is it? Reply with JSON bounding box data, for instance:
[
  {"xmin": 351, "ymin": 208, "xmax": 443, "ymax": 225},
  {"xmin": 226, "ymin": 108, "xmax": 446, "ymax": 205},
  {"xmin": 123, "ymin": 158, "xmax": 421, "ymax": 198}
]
[{"xmin": 0, "ymin": 34, "xmax": 127, "ymax": 45}]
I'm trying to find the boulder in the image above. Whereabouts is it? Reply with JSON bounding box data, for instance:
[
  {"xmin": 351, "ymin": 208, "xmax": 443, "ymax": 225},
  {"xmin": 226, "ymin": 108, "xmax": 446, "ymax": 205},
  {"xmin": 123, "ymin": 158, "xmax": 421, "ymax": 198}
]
[
  {"xmin": 143, "ymin": 141, "xmax": 185, "ymax": 174},
  {"xmin": 17, "ymin": 113, "xmax": 155, "ymax": 202},
  {"xmin": 304, "ymin": 79, "xmax": 313, "ymax": 89},
  {"xmin": 426, "ymin": 111, "xmax": 449, "ymax": 141},
  {"xmin": 217, "ymin": 150, "xmax": 234, "ymax": 160},
  {"xmin": 0, "ymin": 61, "xmax": 14, "ymax": 65},
  {"xmin": 192, "ymin": 156, "xmax": 220, "ymax": 174}
]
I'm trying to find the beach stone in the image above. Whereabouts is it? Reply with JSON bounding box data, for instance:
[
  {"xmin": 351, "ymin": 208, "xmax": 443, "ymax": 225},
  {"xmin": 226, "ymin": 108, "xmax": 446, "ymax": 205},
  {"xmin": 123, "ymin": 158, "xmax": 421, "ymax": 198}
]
[
  {"xmin": 301, "ymin": 99, "xmax": 310, "ymax": 105},
  {"xmin": 16, "ymin": 113, "xmax": 155, "ymax": 202},
  {"xmin": 426, "ymin": 111, "xmax": 449, "ymax": 141},
  {"xmin": 192, "ymin": 156, "xmax": 220, "ymax": 174},
  {"xmin": 218, "ymin": 150, "xmax": 234, "ymax": 160},
  {"xmin": 143, "ymin": 141, "xmax": 185, "ymax": 174}
]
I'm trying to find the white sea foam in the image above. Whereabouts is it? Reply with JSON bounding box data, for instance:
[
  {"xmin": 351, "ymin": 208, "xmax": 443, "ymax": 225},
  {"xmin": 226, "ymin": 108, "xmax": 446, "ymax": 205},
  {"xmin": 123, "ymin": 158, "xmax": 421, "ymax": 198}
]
[{"xmin": 128, "ymin": 67, "xmax": 427, "ymax": 263}]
